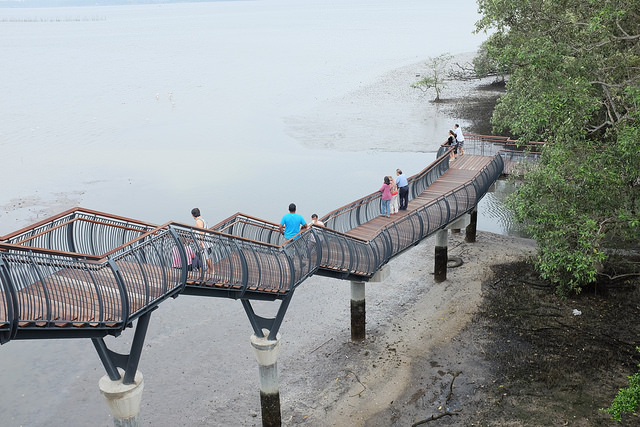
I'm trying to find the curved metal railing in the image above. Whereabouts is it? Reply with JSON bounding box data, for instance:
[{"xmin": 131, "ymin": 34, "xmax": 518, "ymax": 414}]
[
  {"xmin": 0, "ymin": 226, "xmax": 184, "ymax": 343},
  {"xmin": 313, "ymin": 150, "xmax": 503, "ymax": 276},
  {"xmin": 320, "ymin": 146, "xmax": 451, "ymax": 234},
  {"xmin": 0, "ymin": 150, "xmax": 503, "ymax": 343},
  {"xmin": 464, "ymin": 134, "xmax": 544, "ymax": 174},
  {"xmin": 168, "ymin": 221, "xmax": 317, "ymax": 297},
  {"xmin": 1, "ymin": 207, "xmax": 158, "ymax": 254}
]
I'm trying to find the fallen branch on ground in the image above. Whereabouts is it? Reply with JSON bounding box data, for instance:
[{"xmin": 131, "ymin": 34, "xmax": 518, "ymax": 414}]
[
  {"xmin": 446, "ymin": 371, "xmax": 461, "ymax": 404},
  {"xmin": 346, "ymin": 369, "xmax": 367, "ymax": 397},
  {"xmin": 411, "ymin": 409, "xmax": 459, "ymax": 426},
  {"xmin": 412, "ymin": 371, "xmax": 462, "ymax": 426}
]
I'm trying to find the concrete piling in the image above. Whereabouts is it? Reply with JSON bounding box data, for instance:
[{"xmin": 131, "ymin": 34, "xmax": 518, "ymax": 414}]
[
  {"xmin": 350, "ymin": 280, "xmax": 366, "ymax": 342},
  {"xmin": 434, "ymin": 229, "xmax": 448, "ymax": 282},
  {"xmin": 465, "ymin": 207, "xmax": 478, "ymax": 243},
  {"xmin": 250, "ymin": 330, "xmax": 282, "ymax": 427},
  {"xmin": 98, "ymin": 368, "xmax": 144, "ymax": 427}
]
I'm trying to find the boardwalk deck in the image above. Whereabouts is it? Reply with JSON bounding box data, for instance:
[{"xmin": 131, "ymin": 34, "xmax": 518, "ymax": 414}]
[
  {"xmin": 347, "ymin": 155, "xmax": 493, "ymax": 241},
  {"xmin": 1, "ymin": 152, "xmax": 502, "ymax": 340}
]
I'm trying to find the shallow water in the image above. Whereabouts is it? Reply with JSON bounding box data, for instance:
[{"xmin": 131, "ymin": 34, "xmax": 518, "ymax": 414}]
[{"xmin": 0, "ymin": 1, "xmax": 520, "ymax": 426}]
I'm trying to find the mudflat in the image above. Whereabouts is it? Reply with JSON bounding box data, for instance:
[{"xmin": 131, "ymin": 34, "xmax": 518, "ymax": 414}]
[{"xmin": 287, "ymin": 231, "xmax": 640, "ymax": 426}]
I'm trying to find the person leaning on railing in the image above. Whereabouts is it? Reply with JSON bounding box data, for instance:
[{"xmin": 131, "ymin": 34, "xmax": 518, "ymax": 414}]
[
  {"xmin": 307, "ymin": 213, "xmax": 324, "ymax": 228},
  {"xmin": 395, "ymin": 169, "xmax": 409, "ymax": 211},
  {"xmin": 442, "ymin": 129, "xmax": 457, "ymax": 160},
  {"xmin": 279, "ymin": 203, "xmax": 307, "ymax": 241}
]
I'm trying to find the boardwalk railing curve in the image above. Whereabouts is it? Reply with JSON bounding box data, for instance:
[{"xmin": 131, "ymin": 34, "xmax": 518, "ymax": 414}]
[{"xmin": 0, "ymin": 148, "xmax": 505, "ymax": 382}]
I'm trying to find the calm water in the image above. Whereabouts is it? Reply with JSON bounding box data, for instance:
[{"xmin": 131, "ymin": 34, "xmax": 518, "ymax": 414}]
[
  {"xmin": 0, "ymin": 0, "xmax": 500, "ymax": 234},
  {"xmin": 0, "ymin": 1, "xmax": 514, "ymax": 426}
]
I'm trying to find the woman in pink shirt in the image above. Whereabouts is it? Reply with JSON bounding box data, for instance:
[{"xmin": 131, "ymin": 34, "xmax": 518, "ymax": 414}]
[{"xmin": 379, "ymin": 176, "xmax": 392, "ymax": 218}]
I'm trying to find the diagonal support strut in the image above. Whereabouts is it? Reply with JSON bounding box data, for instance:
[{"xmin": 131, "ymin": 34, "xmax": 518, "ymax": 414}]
[
  {"xmin": 91, "ymin": 310, "xmax": 154, "ymax": 384},
  {"xmin": 241, "ymin": 291, "xmax": 295, "ymax": 340}
]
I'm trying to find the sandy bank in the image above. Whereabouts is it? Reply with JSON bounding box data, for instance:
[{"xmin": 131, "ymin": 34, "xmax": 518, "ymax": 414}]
[{"xmin": 282, "ymin": 231, "xmax": 537, "ymax": 426}]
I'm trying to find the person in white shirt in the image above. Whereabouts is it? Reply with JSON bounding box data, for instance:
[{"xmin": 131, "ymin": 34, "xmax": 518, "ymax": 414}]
[
  {"xmin": 308, "ymin": 213, "xmax": 325, "ymax": 227},
  {"xmin": 454, "ymin": 124, "xmax": 465, "ymax": 156}
]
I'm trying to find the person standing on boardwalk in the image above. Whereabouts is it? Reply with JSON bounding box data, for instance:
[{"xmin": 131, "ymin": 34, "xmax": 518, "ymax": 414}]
[
  {"xmin": 395, "ymin": 169, "xmax": 409, "ymax": 211},
  {"xmin": 442, "ymin": 129, "xmax": 458, "ymax": 160},
  {"xmin": 454, "ymin": 124, "xmax": 465, "ymax": 156},
  {"xmin": 191, "ymin": 207, "xmax": 214, "ymax": 274},
  {"xmin": 389, "ymin": 175, "xmax": 399, "ymax": 215},
  {"xmin": 379, "ymin": 176, "xmax": 392, "ymax": 218},
  {"xmin": 279, "ymin": 203, "xmax": 307, "ymax": 240},
  {"xmin": 308, "ymin": 213, "xmax": 325, "ymax": 227}
]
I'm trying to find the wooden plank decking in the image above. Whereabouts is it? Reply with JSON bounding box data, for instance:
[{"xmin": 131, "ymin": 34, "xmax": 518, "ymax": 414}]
[{"xmin": 347, "ymin": 155, "xmax": 493, "ymax": 241}]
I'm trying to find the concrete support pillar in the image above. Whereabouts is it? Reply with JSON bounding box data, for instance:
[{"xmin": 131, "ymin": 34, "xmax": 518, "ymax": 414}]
[
  {"xmin": 98, "ymin": 369, "xmax": 144, "ymax": 427},
  {"xmin": 465, "ymin": 207, "xmax": 478, "ymax": 243},
  {"xmin": 434, "ymin": 229, "xmax": 448, "ymax": 283},
  {"xmin": 250, "ymin": 330, "xmax": 282, "ymax": 427},
  {"xmin": 350, "ymin": 280, "xmax": 366, "ymax": 342}
]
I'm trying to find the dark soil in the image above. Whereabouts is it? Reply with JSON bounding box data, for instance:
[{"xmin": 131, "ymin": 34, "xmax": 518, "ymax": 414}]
[
  {"xmin": 451, "ymin": 80, "xmax": 506, "ymax": 136},
  {"xmin": 411, "ymin": 261, "xmax": 640, "ymax": 426},
  {"xmin": 420, "ymin": 79, "xmax": 640, "ymax": 426}
]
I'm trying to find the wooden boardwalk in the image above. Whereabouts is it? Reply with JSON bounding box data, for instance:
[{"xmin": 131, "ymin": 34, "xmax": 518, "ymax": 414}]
[
  {"xmin": 0, "ymin": 153, "xmax": 502, "ymax": 342},
  {"xmin": 347, "ymin": 155, "xmax": 493, "ymax": 241}
]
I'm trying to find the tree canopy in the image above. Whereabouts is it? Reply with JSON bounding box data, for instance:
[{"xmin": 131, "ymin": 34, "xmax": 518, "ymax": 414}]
[{"xmin": 475, "ymin": 0, "xmax": 640, "ymax": 296}]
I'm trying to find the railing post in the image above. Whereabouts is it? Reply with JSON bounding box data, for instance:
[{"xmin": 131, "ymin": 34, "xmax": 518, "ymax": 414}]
[
  {"xmin": 350, "ymin": 280, "xmax": 366, "ymax": 341},
  {"xmin": 434, "ymin": 229, "xmax": 448, "ymax": 282},
  {"xmin": 250, "ymin": 329, "xmax": 282, "ymax": 427}
]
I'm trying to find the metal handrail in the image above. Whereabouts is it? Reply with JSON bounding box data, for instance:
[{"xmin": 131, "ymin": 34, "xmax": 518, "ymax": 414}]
[
  {"xmin": 0, "ymin": 151, "xmax": 504, "ymax": 344},
  {"xmin": 167, "ymin": 221, "xmax": 316, "ymax": 296},
  {"xmin": 0, "ymin": 227, "xmax": 184, "ymax": 343},
  {"xmin": 313, "ymin": 152, "xmax": 504, "ymax": 276},
  {"xmin": 0, "ymin": 207, "xmax": 157, "ymax": 255},
  {"xmin": 211, "ymin": 213, "xmax": 283, "ymax": 245},
  {"xmin": 464, "ymin": 133, "xmax": 545, "ymax": 158},
  {"xmin": 320, "ymin": 146, "xmax": 451, "ymax": 233}
]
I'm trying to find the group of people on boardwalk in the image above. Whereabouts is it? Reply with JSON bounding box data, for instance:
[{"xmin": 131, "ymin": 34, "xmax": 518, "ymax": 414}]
[
  {"xmin": 182, "ymin": 205, "xmax": 322, "ymax": 272},
  {"xmin": 190, "ymin": 125, "xmax": 465, "ymax": 247},
  {"xmin": 441, "ymin": 123, "xmax": 465, "ymax": 160},
  {"xmin": 379, "ymin": 169, "xmax": 409, "ymax": 217}
]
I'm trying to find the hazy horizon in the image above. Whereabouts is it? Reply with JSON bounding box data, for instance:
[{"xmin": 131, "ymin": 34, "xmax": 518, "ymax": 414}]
[{"xmin": 0, "ymin": 0, "xmax": 236, "ymax": 8}]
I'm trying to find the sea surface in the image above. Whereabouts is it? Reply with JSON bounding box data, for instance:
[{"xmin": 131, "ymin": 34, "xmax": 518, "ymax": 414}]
[
  {"xmin": 0, "ymin": 1, "xmax": 513, "ymax": 425},
  {"xmin": 0, "ymin": 0, "xmax": 507, "ymax": 235}
]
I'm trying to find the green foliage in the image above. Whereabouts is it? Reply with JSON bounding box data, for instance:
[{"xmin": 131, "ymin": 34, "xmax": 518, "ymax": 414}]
[
  {"xmin": 603, "ymin": 347, "xmax": 640, "ymax": 421},
  {"xmin": 472, "ymin": 38, "xmax": 510, "ymax": 80},
  {"xmin": 411, "ymin": 53, "xmax": 453, "ymax": 102},
  {"xmin": 477, "ymin": 0, "xmax": 640, "ymax": 294}
]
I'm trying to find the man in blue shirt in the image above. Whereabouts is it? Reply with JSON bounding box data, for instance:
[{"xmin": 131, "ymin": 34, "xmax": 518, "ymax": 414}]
[
  {"xmin": 395, "ymin": 169, "xmax": 409, "ymax": 211},
  {"xmin": 279, "ymin": 203, "xmax": 307, "ymax": 240}
]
